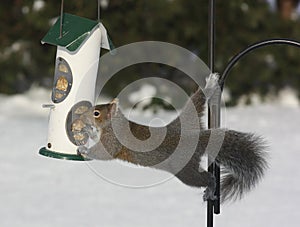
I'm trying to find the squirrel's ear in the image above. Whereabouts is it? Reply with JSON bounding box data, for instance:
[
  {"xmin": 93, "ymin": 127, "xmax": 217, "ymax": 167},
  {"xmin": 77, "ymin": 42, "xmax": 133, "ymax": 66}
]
[{"xmin": 108, "ymin": 98, "xmax": 118, "ymax": 118}]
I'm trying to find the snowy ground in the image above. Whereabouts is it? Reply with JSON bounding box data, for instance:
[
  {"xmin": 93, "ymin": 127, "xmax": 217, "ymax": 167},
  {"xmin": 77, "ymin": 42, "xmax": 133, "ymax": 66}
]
[{"xmin": 0, "ymin": 87, "xmax": 299, "ymax": 227}]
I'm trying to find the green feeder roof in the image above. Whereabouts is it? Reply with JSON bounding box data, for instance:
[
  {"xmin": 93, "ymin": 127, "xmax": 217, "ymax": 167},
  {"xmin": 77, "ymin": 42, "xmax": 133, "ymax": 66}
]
[{"xmin": 42, "ymin": 13, "xmax": 99, "ymax": 52}]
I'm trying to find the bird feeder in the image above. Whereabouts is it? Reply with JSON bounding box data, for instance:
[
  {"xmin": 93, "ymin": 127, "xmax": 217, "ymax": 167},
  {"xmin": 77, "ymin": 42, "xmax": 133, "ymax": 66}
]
[{"xmin": 39, "ymin": 7, "xmax": 112, "ymax": 161}]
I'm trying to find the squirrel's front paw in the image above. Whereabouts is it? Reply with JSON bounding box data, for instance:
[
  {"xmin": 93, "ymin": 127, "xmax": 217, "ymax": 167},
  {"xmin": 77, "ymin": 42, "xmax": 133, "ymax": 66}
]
[{"xmin": 77, "ymin": 146, "xmax": 89, "ymax": 155}]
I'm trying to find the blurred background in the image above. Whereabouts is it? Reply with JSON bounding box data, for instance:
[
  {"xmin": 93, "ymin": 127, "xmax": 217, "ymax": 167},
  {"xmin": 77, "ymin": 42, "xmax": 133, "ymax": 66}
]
[
  {"xmin": 1, "ymin": 0, "xmax": 300, "ymax": 105},
  {"xmin": 1, "ymin": 1, "xmax": 300, "ymax": 227}
]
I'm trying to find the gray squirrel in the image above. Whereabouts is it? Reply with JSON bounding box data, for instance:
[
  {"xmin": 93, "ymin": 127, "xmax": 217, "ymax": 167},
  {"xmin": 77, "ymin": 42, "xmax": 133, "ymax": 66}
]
[{"xmin": 76, "ymin": 74, "xmax": 267, "ymax": 202}]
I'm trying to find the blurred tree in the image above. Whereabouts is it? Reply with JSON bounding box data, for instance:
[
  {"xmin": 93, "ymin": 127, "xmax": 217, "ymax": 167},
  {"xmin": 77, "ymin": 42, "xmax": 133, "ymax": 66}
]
[
  {"xmin": 276, "ymin": 0, "xmax": 300, "ymax": 20},
  {"xmin": 1, "ymin": 0, "xmax": 300, "ymax": 105},
  {"xmin": 221, "ymin": 0, "xmax": 300, "ymax": 105},
  {"xmin": 0, "ymin": 0, "xmax": 101, "ymax": 94}
]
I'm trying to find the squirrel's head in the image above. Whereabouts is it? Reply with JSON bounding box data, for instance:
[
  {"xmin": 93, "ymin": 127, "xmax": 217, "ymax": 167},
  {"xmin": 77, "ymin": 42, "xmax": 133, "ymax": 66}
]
[
  {"xmin": 79, "ymin": 98, "xmax": 119, "ymax": 130},
  {"xmin": 71, "ymin": 99, "xmax": 119, "ymax": 148}
]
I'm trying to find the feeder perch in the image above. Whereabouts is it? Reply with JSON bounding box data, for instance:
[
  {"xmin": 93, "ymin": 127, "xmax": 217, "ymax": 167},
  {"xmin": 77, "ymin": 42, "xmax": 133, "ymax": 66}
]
[{"xmin": 39, "ymin": 13, "xmax": 112, "ymax": 161}]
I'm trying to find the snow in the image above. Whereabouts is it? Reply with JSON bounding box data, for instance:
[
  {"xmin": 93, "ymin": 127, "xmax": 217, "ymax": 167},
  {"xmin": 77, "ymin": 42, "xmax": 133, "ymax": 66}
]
[
  {"xmin": 237, "ymin": 86, "xmax": 300, "ymax": 107},
  {"xmin": 33, "ymin": 0, "xmax": 45, "ymax": 12},
  {"xmin": 0, "ymin": 87, "xmax": 300, "ymax": 227}
]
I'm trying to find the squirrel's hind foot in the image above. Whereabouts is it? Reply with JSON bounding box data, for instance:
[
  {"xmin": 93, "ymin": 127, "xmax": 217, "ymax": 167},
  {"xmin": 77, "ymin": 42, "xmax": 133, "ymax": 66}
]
[
  {"xmin": 204, "ymin": 73, "xmax": 220, "ymax": 99},
  {"xmin": 203, "ymin": 179, "xmax": 217, "ymax": 201},
  {"xmin": 203, "ymin": 188, "xmax": 217, "ymax": 201}
]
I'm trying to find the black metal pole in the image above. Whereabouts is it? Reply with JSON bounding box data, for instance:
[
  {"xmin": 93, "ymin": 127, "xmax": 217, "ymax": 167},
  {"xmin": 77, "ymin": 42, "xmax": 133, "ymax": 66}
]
[
  {"xmin": 59, "ymin": 0, "xmax": 64, "ymax": 38},
  {"xmin": 207, "ymin": 0, "xmax": 221, "ymax": 226},
  {"xmin": 207, "ymin": 0, "xmax": 215, "ymax": 223},
  {"xmin": 208, "ymin": 0, "xmax": 215, "ymax": 72}
]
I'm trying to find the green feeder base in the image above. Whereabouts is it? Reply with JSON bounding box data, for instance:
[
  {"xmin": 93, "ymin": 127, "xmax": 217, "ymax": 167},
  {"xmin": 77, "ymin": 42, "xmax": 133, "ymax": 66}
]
[{"xmin": 39, "ymin": 147, "xmax": 88, "ymax": 161}]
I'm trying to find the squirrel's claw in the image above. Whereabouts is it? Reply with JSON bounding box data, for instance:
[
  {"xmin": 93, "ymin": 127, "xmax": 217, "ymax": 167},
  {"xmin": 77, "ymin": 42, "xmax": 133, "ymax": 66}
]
[
  {"xmin": 77, "ymin": 146, "xmax": 89, "ymax": 155},
  {"xmin": 203, "ymin": 187, "xmax": 217, "ymax": 201},
  {"xmin": 77, "ymin": 125, "xmax": 100, "ymax": 157},
  {"xmin": 82, "ymin": 125, "xmax": 100, "ymax": 142},
  {"xmin": 204, "ymin": 73, "xmax": 220, "ymax": 99},
  {"xmin": 203, "ymin": 177, "xmax": 217, "ymax": 201}
]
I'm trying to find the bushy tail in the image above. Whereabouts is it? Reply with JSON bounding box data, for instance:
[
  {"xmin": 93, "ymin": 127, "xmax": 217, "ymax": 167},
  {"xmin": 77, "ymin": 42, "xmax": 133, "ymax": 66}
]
[
  {"xmin": 201, "ymin": 129, "xmax": 268, "ymax": 202},
  {"xmin": 218, "ymin": 130, "xmax": 267, "ymax": 201}
]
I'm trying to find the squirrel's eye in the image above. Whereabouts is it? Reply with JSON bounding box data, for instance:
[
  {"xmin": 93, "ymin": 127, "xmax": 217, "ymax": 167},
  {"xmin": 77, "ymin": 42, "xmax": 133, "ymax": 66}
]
[{"xmin": 93, "ymin": 110, "xmax": 101, "ymax": 118}]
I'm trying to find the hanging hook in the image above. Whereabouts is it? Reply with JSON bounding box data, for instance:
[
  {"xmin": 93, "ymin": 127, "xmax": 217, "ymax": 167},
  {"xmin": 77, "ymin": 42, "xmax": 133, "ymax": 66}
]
[
  {"xmin": 98, "ymin": 0, "xmax": 101, "ymax": 21},
  {"xmin": 59, "ymin": 0, "xmax": 64, "ymax": 38},
  {"xmin": 60, "ymin": 0, "xmax": 101, "ymax": 31}
]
